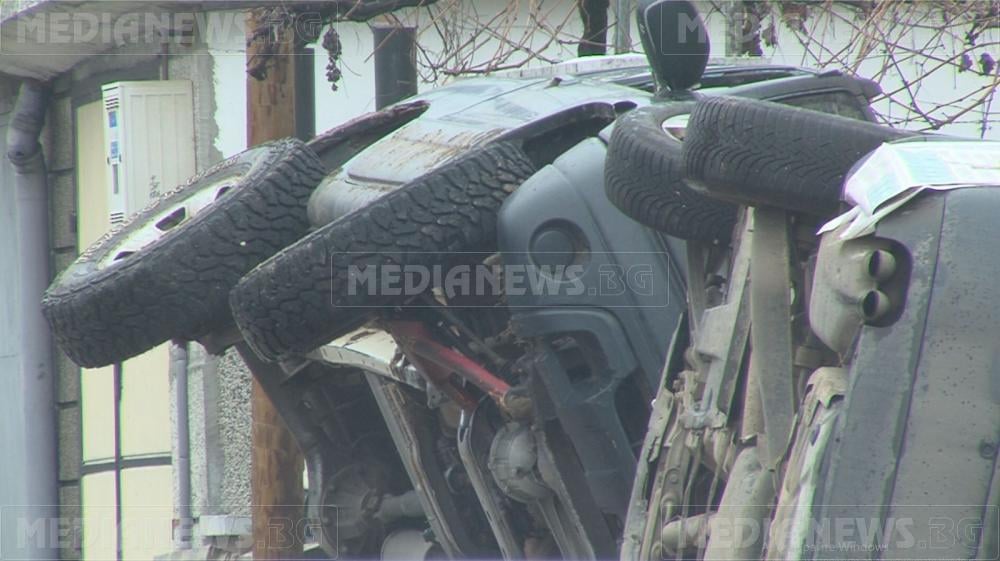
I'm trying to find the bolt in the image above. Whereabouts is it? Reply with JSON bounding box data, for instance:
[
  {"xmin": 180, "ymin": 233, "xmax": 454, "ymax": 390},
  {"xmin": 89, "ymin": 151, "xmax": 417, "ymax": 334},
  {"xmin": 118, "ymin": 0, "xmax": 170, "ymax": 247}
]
[
  {"xmin": 666, "ymin": 468, "xmax": 680, "ymax": 484},
  {"xmin": 980, "ymin": 441, "xmax": 996, "ymax": 459}
]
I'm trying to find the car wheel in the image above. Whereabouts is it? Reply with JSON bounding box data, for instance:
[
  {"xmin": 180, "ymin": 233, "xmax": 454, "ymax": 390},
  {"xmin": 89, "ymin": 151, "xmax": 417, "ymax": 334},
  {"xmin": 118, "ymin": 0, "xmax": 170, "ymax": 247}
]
[
  {"xmin": 42, "ymin": 139, "xmax": 326, "ymax": 367},
  {"xmin": 682, "ymin": 96, "xmax": 916, "ymax": 216},
  {"xmin": 605, "ymin": 102, "xmax": 737, "ymax": 242},
  {"xmin": 230, "ymin": 142, "xmax": 537, "ymax": 362}
]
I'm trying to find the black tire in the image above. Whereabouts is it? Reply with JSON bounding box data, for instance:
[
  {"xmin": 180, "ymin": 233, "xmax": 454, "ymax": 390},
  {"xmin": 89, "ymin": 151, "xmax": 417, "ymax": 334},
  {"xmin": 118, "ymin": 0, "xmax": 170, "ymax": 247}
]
[
  {"xmin": 605, "ymin": 103, "xmax": 737, "ymax": 242},
  {"xmin": 683, "ymin": 96, "xmax": 917, "ymax": 215},
  {"xmin": 231, "ymin": 142, "xmax": 537, "ymax": 362},
  {"xmin": 42, "ymin": 139, "xmax": 326, "ymax": 368}
]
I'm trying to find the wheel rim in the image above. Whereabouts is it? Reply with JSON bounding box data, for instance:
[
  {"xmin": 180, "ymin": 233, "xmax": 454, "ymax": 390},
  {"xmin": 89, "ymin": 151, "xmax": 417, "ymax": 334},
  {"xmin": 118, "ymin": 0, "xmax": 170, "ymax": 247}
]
[
  {"xmin": 661, "ymin": 113, "xmax": 689, "ymax": 141},
  {"xmin": 96, "ymin": 176, "xmax": 241, "ymax": 270}
]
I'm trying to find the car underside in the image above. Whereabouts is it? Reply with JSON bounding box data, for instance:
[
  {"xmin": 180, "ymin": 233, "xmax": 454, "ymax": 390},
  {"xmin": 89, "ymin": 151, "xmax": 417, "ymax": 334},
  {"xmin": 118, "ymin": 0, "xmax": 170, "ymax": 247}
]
[{"xmin": 234, "ymin": 54, "xmax": 886, "ymax": 559}]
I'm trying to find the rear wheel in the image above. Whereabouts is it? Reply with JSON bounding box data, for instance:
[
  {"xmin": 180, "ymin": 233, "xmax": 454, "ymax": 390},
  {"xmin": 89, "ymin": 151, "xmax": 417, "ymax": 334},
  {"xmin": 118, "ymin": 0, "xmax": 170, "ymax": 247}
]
[
  {"xmin": 605, "ymin": 102, "xmax": 737, "ymax": 242},
  {"xmin": 683, "ymin": 96, "xmax": 917, "ymax": 216}
]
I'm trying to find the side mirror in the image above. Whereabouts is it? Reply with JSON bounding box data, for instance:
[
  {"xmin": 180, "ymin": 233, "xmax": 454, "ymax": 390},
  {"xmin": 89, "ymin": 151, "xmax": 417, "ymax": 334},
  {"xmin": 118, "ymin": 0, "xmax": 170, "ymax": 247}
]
[{"xmin": 636, "ymin": 0, "xmax": 710, "ymax": 93}]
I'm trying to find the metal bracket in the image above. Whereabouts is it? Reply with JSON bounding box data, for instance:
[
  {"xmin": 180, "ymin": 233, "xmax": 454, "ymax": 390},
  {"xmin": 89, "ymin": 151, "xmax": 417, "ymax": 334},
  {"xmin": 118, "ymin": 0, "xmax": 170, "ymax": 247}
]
[
  {"xmin": 748, "ymin": 207, "xmax": 797, "ymax": 471},
  {"xmin": 681, "ymin": 217, "xmax": 753, "ymax": 430}
]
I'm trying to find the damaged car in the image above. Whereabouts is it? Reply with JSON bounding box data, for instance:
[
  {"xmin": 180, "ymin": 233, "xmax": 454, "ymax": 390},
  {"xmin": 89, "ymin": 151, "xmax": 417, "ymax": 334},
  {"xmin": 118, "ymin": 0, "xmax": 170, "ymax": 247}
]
[{"xmin": 40, "ymin": 0, "xmax": 981, "ymax": 558}]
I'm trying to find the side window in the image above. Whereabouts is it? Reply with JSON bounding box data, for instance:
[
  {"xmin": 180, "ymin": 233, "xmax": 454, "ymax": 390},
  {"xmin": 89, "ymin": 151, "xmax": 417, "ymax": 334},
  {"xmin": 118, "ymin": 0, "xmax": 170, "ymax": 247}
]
[{"xmin": 780, "ymin": 91, "xmax": 869, "ymax": 121}]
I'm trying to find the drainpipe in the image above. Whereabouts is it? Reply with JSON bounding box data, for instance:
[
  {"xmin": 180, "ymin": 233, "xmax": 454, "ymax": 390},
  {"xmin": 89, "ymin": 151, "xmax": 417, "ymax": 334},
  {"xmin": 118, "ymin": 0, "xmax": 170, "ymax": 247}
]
[
  {"xmin": 6, "ymin": 79, "xmax": 57, "ymax": 560},
  {"xmin": 170, "ymin": 342, "xmax": 193, "ymax": 550}
]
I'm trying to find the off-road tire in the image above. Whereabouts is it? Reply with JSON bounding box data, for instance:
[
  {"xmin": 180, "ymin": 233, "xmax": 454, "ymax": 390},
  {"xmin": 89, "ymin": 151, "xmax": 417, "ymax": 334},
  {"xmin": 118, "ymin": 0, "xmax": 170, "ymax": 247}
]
[
  {"xmin": 683, "ymin": 96, "xmax": 916, "ymax": 216},
  {"xmin": 42, "ymin": 139, "xmax": 326, "ymax": 367},
  {"xmin": 605, "ymin": 103, "xmax": 737, "ymax": 242},
  {"xmin": 231, "ymin": 142, "xmax": 537, "ymax": 362}
]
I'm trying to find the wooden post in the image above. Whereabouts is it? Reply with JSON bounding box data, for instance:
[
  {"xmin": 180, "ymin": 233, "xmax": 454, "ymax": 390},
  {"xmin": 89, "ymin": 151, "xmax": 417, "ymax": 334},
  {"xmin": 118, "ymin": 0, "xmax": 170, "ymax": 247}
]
[{"xmin": 245, "ymin": 10, "xmax": 313, "ymax": 560}]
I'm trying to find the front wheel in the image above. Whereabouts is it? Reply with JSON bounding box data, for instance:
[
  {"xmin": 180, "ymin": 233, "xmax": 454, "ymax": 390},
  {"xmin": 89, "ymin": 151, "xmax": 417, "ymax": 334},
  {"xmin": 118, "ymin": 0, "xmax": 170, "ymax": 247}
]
[{"xmin": 42, "ymin": 139, "xmax": 326, "ymax": 367}]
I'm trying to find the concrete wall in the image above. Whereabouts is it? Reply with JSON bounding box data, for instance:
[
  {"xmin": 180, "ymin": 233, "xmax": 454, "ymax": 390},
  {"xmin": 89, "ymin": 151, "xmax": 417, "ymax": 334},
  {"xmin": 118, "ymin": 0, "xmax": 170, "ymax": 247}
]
[{"xmin": 180, "ymin": 345, "xmax": 253, "ymax": 547}]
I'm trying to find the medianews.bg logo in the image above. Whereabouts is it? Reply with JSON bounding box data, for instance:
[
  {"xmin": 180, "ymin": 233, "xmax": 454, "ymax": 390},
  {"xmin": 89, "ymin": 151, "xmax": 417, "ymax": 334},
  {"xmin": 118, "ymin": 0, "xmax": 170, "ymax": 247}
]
[{"xmin": 1, "ymin": 5, "xmax": 325, "ymax": 53}]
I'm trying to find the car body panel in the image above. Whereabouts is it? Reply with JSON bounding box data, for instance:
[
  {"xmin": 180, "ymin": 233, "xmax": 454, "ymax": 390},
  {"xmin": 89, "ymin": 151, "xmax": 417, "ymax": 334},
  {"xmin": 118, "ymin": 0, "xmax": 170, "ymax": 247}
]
[
  {"xmin": 806, "ymin": 188, "xmax": 1000, "ymax": 560},
  {"xmin": 308, "ymin": 74, "xmax": 651, "ymax": 226},
  {"xmin": 307, "ymin": 59, "xmax": 879, "ymax": 228},
  {"xmin": 497, "ymin": 138, "xmax": 688, "ymax": 541}
]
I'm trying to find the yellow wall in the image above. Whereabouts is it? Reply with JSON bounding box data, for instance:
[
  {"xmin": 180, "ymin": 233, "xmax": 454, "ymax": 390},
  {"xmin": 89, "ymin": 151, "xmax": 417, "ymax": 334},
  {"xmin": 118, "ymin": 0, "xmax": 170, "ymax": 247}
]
[{"xmin": 76, "ymin": 99, "xmax": 174, "ymax": 561}]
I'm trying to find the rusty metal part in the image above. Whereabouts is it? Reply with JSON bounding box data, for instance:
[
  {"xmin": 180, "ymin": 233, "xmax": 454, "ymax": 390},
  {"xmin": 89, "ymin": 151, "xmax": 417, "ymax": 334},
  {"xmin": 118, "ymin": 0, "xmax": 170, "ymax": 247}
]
[
  {"xmin": 620, "ymin": 386, "xmax": 677, "ymax": 561},
  {"xmin": 636, "ymin": 421, "xmax": 693, "ymax": 561},
  {"xmin": 621, "ymin": 313, "xmax": 689, "ymax": 561},
  {"xmin": 387, "ymin": 320, "xmax": 513, "ymax": 411}
]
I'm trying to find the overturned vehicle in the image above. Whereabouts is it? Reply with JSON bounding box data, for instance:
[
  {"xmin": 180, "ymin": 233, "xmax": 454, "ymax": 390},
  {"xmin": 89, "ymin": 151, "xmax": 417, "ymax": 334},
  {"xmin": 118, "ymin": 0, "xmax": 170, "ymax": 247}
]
[{"xmin": 43, "ymin": 0, "xmax": 998, "ymax": 559}]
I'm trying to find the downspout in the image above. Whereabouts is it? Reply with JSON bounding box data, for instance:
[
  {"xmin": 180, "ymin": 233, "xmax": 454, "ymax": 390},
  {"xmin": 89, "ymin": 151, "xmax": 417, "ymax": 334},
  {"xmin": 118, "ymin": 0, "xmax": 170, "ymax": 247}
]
[
  {"xmin": 6, "ymin": 80, "xmax": 57, "ymax": 560},
  {"xmin": 170, "ymin": 342, "xmax": 193, "ymax": 550}
]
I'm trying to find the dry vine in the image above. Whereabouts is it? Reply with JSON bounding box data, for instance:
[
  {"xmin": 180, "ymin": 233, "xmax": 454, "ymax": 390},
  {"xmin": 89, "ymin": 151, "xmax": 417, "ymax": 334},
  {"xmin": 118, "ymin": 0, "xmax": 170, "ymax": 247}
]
[
  {"xmin": 245, "ymin": 0, "xmax": 998, "ymax": 136},
  {"xmin": 705, "ymin": 0, "xmax": 999, "ymax": 136}
]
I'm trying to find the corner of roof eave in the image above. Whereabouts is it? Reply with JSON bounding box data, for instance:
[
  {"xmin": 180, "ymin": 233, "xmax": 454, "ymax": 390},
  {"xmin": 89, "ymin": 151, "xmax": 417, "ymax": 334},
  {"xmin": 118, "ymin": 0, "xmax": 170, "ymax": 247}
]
[{"xmin": 0, "ymin": 0, "xmax": 270, "ymax": 80}]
